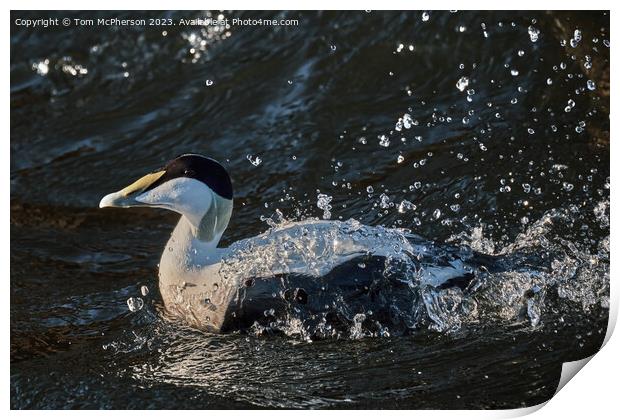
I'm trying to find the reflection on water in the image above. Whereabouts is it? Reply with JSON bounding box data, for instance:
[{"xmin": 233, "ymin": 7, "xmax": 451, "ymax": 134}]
[{"xmin": 11, "ymin": 10, "xmax": 609, "ymax": 409}]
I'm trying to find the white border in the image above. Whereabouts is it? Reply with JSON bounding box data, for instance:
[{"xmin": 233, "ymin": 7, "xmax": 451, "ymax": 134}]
[{"xmin": 4, "ymin": 2, "xmax": 617, "ymax": 418}]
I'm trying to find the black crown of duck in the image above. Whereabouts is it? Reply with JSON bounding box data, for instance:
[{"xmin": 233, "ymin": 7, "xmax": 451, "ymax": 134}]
[{"xmin": 145, "ymin": 154, "xmax": 233, "ymax": 200}]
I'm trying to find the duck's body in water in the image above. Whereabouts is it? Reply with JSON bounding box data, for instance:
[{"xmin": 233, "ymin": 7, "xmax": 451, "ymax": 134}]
[{"xmin": 100, "ymin": 154, "xmax": 498, "ymax": 334}]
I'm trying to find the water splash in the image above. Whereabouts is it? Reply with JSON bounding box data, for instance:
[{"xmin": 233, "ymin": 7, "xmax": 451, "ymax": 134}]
[
  {"xmin": 316, "ymin": 194, "xmax": 333, "ymax": 219},
  {"xmin": 210, "ymin": 199, "xmax": 608, "ymax": 340}
]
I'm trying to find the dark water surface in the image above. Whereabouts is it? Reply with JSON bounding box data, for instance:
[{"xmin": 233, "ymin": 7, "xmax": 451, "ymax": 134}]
[{"xmin": 11, "ymin": 11, "xmax": 609, "ymax": 409}]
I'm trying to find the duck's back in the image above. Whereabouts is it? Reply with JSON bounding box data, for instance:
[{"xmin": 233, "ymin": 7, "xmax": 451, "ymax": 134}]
[{"xmin": 208, "ymin": 219, "xmax": 488, "ymax": 334}]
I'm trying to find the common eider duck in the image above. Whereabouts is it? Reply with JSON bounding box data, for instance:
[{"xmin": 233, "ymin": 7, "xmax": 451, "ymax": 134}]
[{"xmin": 100, "ymin": 154, "xmax": 488, "ymax": 334}]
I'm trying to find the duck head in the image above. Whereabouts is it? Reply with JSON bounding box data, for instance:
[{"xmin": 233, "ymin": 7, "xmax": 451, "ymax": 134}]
[{"xmin": 99, "ymin": 153, "xmax": 233, "ymax": 244}]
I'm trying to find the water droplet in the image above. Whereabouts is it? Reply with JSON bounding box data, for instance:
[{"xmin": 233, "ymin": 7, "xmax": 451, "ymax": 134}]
[
  {"xmin": 528, "ymin": 26, "xmax": 540, "ymax": 42},
  {"xmin": 402, "ymin": 113, "xmax": 413, "ymax": 129},
  {"xmin": 379, "ymin": 135, "xmax": 390, "ymax": 147},
  {"xmin": 587, "ymin": 80, "xmax": 596, "ymax": 90},
  {"xmin": 366, "ymin": 186, "xmax": 374, "ymax": 194},
  {"xmin": 246, "ymin": 154, "xmax": 262, "ymax": 166},
  {"xmin": 32, "ymin": 59, "xmax": 50, "ymax": 75},
  {"xmin": 397, "ymin": 200, "xmax": 415, "ymax": 213},
  {"xmin": 421, "ymin": 11, "xmax": 430, "ymax": 21},
  {"xmin": 510, "ymin": 69, "xmax": 519, "ymax": 76},
  {"xmin": 140, "ymin": 285, "xmax": 149, "ymax": 296},
  {"xmin": 379, "ymin": 193, "xmax": 391, "ymax": 209},
  {"xmin": 126, "ymin": 297, "xmax": 144, "ymax": 312},
  {"xmin": 432, "ymin": 209, "xmax": 442, "ymax": 219},
  {"xmin": 570, "ymin": 29, "xmax": 582, "ymax": 47},
  {"xmin": 205, "ymin": 79, "xmax": 214, "ymax": 86},
  {"xmin": 456, "ymin": 76, "xmax": 469, "ymax": 92}
]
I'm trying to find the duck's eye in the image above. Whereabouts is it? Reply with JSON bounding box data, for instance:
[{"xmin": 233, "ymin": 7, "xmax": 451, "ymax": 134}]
[{"xmin": 184, "ymin": 169, "xmax": 196, "ymax": 177}]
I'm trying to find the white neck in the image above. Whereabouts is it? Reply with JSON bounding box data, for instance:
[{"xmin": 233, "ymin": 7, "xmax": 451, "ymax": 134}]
[{"xmin": 158, "ymin": 196, "xmax": 233, "ymax": 287}]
